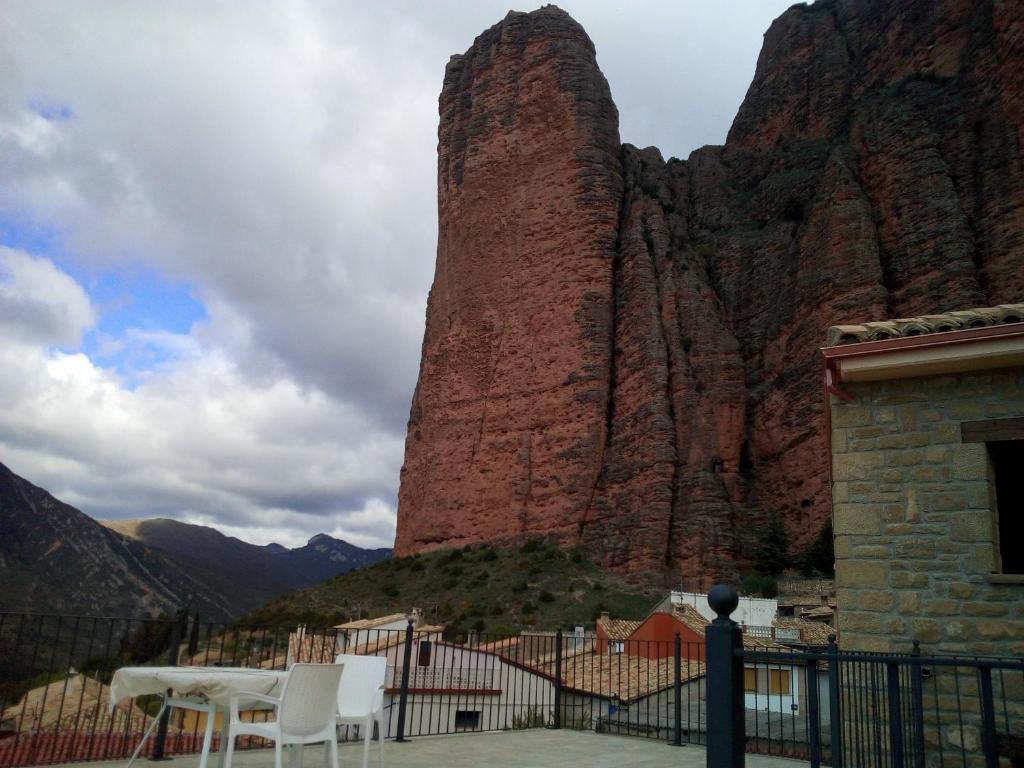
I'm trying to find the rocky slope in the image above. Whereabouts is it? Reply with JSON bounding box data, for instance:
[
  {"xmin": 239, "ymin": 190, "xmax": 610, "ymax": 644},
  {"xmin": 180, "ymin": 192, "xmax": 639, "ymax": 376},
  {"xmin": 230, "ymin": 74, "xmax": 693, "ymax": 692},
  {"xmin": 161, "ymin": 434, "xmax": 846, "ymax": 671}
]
[
  {"xmin": 395, "ymin": 1, "xmax": 1024, "ymax": 587},
  {"xmin": 0, "ymin": 462, "xmax": 233, "ymax": 619}
]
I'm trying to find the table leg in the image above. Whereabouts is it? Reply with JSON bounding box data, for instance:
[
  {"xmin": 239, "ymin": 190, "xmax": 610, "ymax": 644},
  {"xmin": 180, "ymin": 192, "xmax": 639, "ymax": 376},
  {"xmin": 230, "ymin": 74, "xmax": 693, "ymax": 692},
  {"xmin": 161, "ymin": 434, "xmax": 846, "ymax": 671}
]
[
  {"xmin": 126, "ymin": 698, "xmax": 168, "ymax": 768},
  {"xmin": 217, "ymin": 715, "xmax": 232, "ymax": 768},
  {"xmin": 197, "ymin": 704, "xmax": 216, "ymax": 768}
]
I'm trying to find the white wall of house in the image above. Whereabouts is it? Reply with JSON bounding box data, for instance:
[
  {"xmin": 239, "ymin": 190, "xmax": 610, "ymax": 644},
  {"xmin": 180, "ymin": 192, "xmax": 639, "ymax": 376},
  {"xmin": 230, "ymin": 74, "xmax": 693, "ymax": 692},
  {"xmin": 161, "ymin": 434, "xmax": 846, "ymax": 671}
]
[
  {"xmin": 743, "ymin": 663, "xmax": 800, "ymax": 715},
  {"xmin": 670, "ymin": 591, "xmax": 778, "ymax": 627},
  {"xmin": 351, "ymin": 643, "xmax": 556, "ymax": 737}
]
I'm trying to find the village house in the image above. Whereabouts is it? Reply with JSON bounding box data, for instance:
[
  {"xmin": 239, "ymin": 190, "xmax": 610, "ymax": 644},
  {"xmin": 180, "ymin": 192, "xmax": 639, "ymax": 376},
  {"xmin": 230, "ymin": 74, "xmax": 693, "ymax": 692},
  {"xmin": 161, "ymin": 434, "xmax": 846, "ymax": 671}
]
[
  {"xmin": 824, "ymin": 304, "xmax": 1024, "ymax": 656},
  {"xmin": 594, "ymin": 600, "xmax": 822, "ymax": 717}
]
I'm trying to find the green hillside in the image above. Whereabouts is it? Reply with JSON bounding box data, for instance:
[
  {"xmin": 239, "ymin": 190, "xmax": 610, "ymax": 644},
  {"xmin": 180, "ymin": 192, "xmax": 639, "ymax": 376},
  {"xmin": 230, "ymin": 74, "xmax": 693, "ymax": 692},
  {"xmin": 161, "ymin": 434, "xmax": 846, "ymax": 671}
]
[{"xmin": 245, "ymin": 540, "xmax": 661, "ymax": 638}]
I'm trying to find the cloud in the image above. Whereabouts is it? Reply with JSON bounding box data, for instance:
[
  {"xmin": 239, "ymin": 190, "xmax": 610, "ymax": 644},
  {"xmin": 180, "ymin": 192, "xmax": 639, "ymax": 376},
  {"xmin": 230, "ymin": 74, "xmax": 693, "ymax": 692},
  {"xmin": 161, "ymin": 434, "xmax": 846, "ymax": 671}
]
[
  {"xmin": 0, "ymin": 246, "xmax": 95, "ymax": 346},
  {"xmin": 0, "ymin": 0, "xmax": 795, "ymax": 551}
]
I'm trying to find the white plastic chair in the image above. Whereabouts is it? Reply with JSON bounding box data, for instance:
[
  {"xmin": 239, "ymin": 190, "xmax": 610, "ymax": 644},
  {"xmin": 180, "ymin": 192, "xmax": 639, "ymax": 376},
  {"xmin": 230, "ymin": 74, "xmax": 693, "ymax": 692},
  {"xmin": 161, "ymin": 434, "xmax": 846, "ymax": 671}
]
[
  {"xmin": 334, "ymin": 654, "xmax": 387, "ymax": 768},
  {"xmin": 224, "ymin": 663, "xmax": 344, "ymax": 768}
]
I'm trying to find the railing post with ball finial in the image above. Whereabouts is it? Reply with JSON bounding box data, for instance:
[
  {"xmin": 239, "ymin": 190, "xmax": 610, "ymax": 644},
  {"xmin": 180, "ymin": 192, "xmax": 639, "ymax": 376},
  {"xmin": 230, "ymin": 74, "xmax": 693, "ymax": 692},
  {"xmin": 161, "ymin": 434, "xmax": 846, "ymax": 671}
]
[{"xmin": 706, "ymin": 584, "xmax": 744, "ymax": 768}]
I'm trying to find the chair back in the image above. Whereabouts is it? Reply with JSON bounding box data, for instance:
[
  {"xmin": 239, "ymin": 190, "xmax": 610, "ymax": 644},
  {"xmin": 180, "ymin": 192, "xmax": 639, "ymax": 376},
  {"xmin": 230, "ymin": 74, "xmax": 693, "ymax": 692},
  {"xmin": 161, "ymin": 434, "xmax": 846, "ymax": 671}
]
[
  {"xmin": 279, "ymin": 663, "xmax": 344, "ymax": 736},
  {"xmin": 334, "ymin": 654, "xmax": 387, "ymax": 714}
]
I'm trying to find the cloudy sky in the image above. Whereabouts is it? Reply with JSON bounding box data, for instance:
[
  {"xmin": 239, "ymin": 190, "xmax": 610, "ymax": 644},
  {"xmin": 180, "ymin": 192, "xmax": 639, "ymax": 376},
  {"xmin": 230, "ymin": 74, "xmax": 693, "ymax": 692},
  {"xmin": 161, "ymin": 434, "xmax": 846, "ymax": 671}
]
[{"xmin": 0, "ymin": 1, "xmax": 795, "ymax": 550}]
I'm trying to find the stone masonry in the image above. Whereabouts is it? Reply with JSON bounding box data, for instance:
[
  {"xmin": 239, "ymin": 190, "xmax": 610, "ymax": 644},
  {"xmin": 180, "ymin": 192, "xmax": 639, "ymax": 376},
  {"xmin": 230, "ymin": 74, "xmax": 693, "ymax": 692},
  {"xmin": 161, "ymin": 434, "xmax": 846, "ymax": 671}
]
[{"xmin": 830, "ymin": 369, "xmax": 1024, "ymax": 656}]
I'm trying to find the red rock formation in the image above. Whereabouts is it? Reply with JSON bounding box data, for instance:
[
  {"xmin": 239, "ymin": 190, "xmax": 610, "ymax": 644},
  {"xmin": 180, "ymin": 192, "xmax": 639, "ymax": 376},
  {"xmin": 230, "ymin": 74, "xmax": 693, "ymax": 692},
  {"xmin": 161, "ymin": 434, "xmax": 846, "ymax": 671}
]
[{"xmin": 396, "ymin": 1, "xmax": 1024, "ymax": 587}]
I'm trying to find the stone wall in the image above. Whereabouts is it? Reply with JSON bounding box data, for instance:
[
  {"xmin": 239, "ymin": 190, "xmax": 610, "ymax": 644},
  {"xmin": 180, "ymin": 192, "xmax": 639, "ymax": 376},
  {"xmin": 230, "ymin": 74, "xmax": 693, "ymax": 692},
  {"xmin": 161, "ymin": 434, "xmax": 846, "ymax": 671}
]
[{"xmin": 830, "ymin": 367, "xmax": 1024, "ymax": 656}]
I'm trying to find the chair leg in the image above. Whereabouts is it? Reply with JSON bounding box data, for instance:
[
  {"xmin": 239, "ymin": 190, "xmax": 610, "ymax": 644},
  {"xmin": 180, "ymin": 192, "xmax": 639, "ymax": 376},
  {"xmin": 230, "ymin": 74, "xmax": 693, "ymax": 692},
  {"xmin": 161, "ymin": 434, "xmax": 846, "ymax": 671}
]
[
  {"xmin": 223, "ymin": 732, "xmax": 236, "ymax": 768},
  {"xmin": 327, "ymin": 737, "xmax": 339, "ymax": 768},
  {"xmin": 375, "ymin": 713, "xmax": 384, "ymax": 765},
  {"xmin": 361, "ymin": 720, "xmax": 371, "ymax": 768},
  {"xmin": 273, "ymin": 741, "xmax": 282, "ymax": 768},
  {"xmin": 288, "ymin": 743, "xmax": 302, "ymax": 768}
]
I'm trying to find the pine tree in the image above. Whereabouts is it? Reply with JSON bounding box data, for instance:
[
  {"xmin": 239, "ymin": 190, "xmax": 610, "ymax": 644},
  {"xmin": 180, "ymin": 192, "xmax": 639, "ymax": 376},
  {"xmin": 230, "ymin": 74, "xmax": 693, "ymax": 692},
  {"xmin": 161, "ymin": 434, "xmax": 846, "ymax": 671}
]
[
  {"xmin": 754, "ymin": 512, "xmax": 791, "ymax": 576},
  {"xmin": 799, "ymin": 519, "xmax": 835, "ymax": 577}
]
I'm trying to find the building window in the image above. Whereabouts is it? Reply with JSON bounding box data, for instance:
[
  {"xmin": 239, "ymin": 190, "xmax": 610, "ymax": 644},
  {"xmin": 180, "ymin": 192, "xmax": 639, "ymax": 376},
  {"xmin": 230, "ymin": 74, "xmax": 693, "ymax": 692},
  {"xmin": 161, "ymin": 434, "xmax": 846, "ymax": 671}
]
[
  {"xmin": 609, "ymin": 641, "xmax": 624, "ymax": 655},
  {"xmin": 990, "ymin": 441, "xmax": 1024, "ymax": 574},
  {"xmin": 454, "ymin": 710, "xmax": 480, "ymax": 731},
  {"xmin": 768, "ymin": 669, "xmax": 791, "ymax": 695},
  {"xmin": 744, "ymin": 668, "xmax": 757, "ymax": 693},
  {"xmin": 418, "ymin": 640, "xmax": 432, "ymax": 666},
  {"xmin": 744, "ymin": 667, "xmax": 792, "ymax": 695}
]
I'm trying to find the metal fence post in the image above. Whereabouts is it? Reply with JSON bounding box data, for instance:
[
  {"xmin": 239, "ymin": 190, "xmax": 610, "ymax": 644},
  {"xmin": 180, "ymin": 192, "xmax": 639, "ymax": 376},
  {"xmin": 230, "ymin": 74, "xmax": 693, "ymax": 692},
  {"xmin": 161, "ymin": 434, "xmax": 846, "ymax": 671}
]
[
  {"xmin": 978, "ymin": 666, "xmax": 998, "ymax": 768},
  {"xmin": 151, "ymin": 608, "xmax": 186, "ymax": 761},
  {"xmin": 886, "ymin": 662, "xmax": 904, "ymax": 768},
  {"xmin": 673, "ymin": 632, "xmax": 683, "ymax": 746},
  {"xmin": 553, "ymin": 629, "xmax": 562, "ymax": 729},
  {"xmin": 394, "ymin": 620, "xmax": 414, "ymax": 743},
  {"xmin": 706, "ymin": 584, "xmax": 744, "ymax": 768},
  {"xmin": 909, "ymin": 640, "xmax": 925, "ymax": 768},
  {"xmin": 827, "ymin": 634, "xmax": 843, "ymax": 768},
  {"xmin": 807, "ymin": 655, "xmax": 822, "ymax": 768}
]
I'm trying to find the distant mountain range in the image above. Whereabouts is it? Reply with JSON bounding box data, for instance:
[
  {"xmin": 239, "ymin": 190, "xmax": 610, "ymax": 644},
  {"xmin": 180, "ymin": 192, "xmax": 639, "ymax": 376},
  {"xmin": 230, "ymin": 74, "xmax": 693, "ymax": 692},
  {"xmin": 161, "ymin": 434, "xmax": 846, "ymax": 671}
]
[
  {"xmin": 0, "ymin": 462, "xmax": 391, "ymax": 620},
  {"xmin": 101, "ymin": 518, "xmax": 392, "ymax": 614}
]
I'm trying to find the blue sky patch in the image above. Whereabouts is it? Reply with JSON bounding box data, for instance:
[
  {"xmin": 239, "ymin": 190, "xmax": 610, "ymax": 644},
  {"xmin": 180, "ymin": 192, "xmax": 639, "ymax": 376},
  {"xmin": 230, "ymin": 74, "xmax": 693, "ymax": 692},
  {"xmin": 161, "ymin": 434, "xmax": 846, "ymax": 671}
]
[
  {"xmin": 0, "ymin": 210, "xmax": 207, "ymax": 381},
  {"xmin": 30, "ymin": 101, "xmax": 75, "ymax": 121}
]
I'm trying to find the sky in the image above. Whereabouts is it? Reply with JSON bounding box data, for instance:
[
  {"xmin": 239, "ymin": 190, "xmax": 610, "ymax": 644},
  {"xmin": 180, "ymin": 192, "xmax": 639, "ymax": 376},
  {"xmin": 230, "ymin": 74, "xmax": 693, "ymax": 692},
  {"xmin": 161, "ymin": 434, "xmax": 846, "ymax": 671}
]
[{"xmin": 0, "ymin": 0, "xmax": 797, "ymax": 550}]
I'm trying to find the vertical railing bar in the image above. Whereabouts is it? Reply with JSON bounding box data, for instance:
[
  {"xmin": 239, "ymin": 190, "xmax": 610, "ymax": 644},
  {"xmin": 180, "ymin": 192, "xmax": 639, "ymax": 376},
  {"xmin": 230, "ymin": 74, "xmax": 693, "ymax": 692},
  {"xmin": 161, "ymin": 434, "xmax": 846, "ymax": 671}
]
[
  {"xmin": 67, "ymin": 615, "xmax": 98, "ymax": 763},
  {"xmin": 978, "ymin": 666, "xmax": 998, "ymax": 768},
  {"xmin": 886, "ymin": 662, "xmax": 904, "ymax": 768},
  {"xmin": 952, "ymin": 665, "xmax": 968, "ymax": 768},
  {"xmin": 394, "ymin": 621, "xmax": 413, "ymax": 742},
  {"xmin": 807, "ymin": 656, "xmax": 821, "ymax": 768}
]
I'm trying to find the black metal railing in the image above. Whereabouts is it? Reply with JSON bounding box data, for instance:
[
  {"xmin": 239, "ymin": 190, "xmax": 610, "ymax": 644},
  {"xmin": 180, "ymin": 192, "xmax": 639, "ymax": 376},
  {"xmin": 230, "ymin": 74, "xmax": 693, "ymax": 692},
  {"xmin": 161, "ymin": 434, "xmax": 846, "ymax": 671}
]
[
  {"xmin": 705, "ymin": 585, "xmax": 1024, "ymax": 768},
  {"xmin": 0, "ymin": 611, "xmax": 711, "ymax": 767}
]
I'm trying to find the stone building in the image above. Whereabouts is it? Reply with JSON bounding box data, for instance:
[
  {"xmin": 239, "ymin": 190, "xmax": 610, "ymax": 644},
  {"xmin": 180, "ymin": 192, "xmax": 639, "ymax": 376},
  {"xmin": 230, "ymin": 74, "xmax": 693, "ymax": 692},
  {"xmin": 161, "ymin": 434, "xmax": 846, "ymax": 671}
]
[{"xmin": 824, "ymin": 304, "xmax": 1024, "ymax": 656}]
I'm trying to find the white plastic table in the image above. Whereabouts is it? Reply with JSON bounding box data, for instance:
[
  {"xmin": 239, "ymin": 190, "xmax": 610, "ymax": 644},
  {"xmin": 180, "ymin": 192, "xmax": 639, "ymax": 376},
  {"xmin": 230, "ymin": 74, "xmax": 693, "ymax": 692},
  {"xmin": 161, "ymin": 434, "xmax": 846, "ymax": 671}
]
[{"xmin": 110, "ymin": 666, "xmax": 288, "ymax": 768}]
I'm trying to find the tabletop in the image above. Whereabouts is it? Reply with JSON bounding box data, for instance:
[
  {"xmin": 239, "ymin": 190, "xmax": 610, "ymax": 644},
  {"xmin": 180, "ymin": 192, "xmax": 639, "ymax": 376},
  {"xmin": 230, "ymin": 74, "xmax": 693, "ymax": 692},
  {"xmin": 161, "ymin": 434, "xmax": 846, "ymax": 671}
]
[{"xmin": 109, "ymin": 666, "xmax": 288, "ymax": 710}]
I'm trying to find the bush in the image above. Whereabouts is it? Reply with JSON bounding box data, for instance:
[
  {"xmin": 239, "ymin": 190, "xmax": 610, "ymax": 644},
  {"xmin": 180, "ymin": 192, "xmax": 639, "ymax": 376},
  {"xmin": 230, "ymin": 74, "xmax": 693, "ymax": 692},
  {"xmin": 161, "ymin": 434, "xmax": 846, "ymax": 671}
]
[
  {"xmin": 798, "ymin": 519, "xmax": 835, "ymax": 577},
  {"xmin": 482, "ymin": 548, "xmax": 498, "ymax": 562},
  {"xmin": 754, "ymin": 512, "xmax": 791, "ymax": 576},
  {"xmin": 520, "ymin": 538, "xmax": 543, "ymax": 554},
  {"xmin": 740, "ymin": 571, "xmax": 778, "ymax": 598},
  {"xmin": 519, "ymin": 601, "xmax": 536, "ymax": 615},
  {"xmin": 538, "ymin": 590, "xmax": 556, "ymax": 603}
]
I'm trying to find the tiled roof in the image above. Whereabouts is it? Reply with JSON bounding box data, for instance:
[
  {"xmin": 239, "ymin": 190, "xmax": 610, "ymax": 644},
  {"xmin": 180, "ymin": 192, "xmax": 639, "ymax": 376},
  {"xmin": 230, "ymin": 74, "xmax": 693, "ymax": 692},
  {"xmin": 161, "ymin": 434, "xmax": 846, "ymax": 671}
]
[
  {"xmin": 826, "ymin": 304, "xmax": 1024, "ymax": 347},
  {"xmin": 597, "ymin": 617, "xmax": 642, "ymax": 640},
  {"xmin": 334, "ymin": 612, "xmax": 410, "ymax": 630},
  {"xmin": 345, "ymin": 627, "xmax": 444, "ymax": 656},
  {"xmin": 670, "ymin": 604, "xmax": 710, "ymax": 635},
  {"xmin": 530, "ymin": 649, "xmax": 705, "ymax": 703},
  {"xmin": 772, "ymin": 618, "xmax": 833, "ymax": 646}
]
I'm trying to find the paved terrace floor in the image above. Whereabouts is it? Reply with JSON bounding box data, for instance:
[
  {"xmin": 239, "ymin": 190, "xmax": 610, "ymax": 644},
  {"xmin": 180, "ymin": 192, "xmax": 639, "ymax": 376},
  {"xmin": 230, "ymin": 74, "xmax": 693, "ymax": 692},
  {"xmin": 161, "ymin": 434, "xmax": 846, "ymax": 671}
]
[{"xmin": 58, "ymin": 731, "xmax": 806, "ymax": 768}]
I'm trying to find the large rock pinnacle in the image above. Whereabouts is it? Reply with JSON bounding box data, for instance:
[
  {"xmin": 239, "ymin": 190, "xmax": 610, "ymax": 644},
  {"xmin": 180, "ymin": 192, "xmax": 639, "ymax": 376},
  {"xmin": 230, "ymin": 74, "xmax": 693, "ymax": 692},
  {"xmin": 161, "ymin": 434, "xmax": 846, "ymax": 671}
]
[
  {"xmin": 395, "ymin": 1, "xmax": 1024, "ymax": 587},
  {"xmin": 395, "ymin": 7, "xmax": 623, "ymax": 555}
]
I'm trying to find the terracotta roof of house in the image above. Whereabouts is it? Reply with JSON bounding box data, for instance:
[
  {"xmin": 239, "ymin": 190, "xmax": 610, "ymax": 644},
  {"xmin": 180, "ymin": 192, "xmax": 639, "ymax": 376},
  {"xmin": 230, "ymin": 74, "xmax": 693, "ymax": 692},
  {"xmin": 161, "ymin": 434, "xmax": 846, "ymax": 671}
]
[
  {"xmin": 772, "ymin": 618, "xmax": 834, "ymax": 646},
  {"xmin": 530, "ymin": 649, "xmax": 705, "ymax": 703},
  {"xmin": 826, "ymin": 304, "xmax": 1024, "ymax": 347},
  {"xmin": 597, "ymin": 617, "xmax": 642, "ymax": 641},
  {"xmin": 670, "ymin": 604, "xmax": 710, "ymax": 635},
  {"xmin": 2, "ymin": 674, "xmax": 150, "ymax": 733},
  {"xmin": 345, "ymin": 626, "xmax": 444, "ymax": 656},
  {"xmin": 334, "ymin": 612, "xmax": 410, "ymax": 630}
]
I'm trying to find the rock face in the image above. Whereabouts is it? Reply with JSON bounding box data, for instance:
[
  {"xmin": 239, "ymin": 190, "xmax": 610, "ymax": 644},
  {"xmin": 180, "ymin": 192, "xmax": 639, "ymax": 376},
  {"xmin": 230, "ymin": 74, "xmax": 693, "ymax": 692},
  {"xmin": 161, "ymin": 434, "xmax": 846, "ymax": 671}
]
[{"xmin": 395, "ymin": 1, "xmax": 1024, "ymax": 587}]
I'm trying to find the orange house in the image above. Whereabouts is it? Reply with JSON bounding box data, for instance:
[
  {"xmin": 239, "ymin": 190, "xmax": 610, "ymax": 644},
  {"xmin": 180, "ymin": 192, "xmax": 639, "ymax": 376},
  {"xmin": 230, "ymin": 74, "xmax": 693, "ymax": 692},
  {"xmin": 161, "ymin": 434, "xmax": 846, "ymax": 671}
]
[{"xmin": 596, "ymin": 605, "xmax": 709, "ymax": 661}]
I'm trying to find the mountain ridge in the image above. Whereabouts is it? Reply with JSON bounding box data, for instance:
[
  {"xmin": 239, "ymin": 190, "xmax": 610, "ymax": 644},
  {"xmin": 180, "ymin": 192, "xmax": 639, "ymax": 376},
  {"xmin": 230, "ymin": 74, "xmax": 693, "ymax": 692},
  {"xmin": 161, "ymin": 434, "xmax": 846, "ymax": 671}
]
[{"xmin": 0, "ymin": 462, "xmax": 390, "ymax": 619}]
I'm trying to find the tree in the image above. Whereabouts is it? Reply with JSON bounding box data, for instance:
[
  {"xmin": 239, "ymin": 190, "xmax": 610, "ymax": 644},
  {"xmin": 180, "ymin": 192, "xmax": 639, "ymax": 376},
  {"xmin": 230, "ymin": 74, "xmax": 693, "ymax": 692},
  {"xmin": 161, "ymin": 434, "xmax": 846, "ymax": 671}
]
[
  {"xmin": 754, "ymin": 512, "xmax": 791, "ymax": 576},
  {"xmin": 799, "ymin": 519, "xmax": 835, "ymax": 577}
]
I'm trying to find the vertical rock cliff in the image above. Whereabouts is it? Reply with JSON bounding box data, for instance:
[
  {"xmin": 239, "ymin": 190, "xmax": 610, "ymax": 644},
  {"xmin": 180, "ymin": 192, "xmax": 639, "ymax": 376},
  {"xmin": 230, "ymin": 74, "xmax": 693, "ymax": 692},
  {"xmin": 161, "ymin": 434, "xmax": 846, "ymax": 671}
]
[{"xmin": 396, "ymin": 0, "xmax": 1024, "ymax": 587}]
